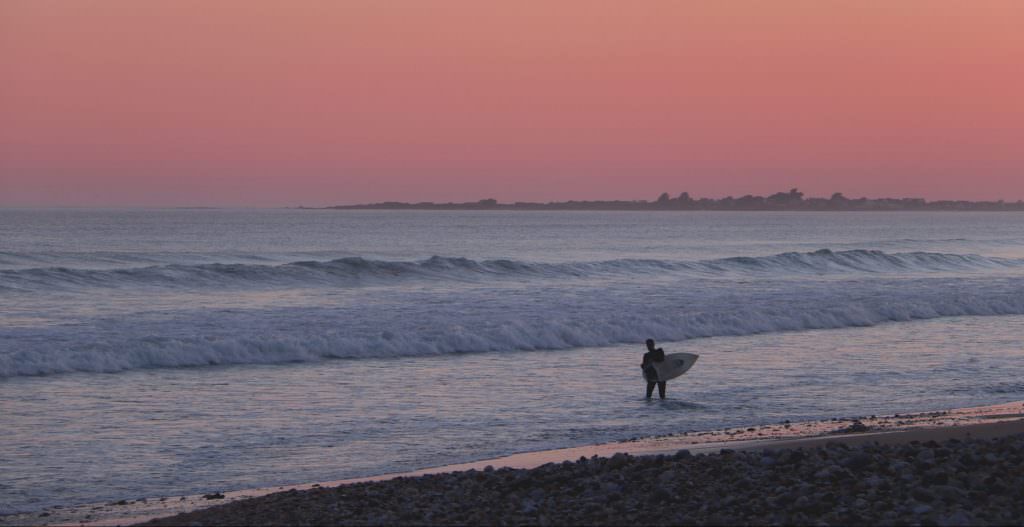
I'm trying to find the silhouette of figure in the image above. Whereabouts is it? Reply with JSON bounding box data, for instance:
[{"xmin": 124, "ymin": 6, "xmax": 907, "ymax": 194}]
[{"xmin": 642, "ymin": 338, "xmax": 667, "ymax": 399}]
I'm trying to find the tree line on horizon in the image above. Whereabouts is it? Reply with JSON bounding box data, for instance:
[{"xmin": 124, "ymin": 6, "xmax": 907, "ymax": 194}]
[{"xmin": 322, "ymin": 189, "xmax": 1024, "ymax": 211}]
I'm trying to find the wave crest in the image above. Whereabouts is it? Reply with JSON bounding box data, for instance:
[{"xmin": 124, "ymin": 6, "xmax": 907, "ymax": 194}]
[
  {"xmin": 4, "ymin": 268, "xmax": 1024, "ymax": 377},
  {"xmin": 1, "ymin": 249, "xmax": 1018, "ymax": 292}
]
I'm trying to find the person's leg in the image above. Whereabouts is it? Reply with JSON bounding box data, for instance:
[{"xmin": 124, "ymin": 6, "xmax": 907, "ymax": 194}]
[
  {"xmin": 646, "ymin": 382, "xmax": 656, "ymax": 399},
  {"xmin": 658, "ymin": 382, "xmax": 666, "ymax": 399}
]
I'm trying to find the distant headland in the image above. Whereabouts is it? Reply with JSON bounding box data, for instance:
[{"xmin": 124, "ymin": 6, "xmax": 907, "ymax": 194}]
[{"xmin": 312, "ymin": 189, "xmax": 1024, "ymax": 211}]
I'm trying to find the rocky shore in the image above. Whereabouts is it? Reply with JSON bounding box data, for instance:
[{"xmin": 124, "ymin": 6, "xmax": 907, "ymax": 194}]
[{"xmin": 145, "ymin": 431, "xmax": 1024, "ymax": 526}]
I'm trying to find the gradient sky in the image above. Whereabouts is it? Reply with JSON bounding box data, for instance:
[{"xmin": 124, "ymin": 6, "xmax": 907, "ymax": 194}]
[{"xmin": 2, "ymin": 1, "xmax": 1023, "ymax": 207}]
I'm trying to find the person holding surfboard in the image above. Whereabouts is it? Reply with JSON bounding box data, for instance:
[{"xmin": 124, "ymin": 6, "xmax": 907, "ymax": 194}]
[
  {"xmin": 642, "ymin": 338, "xmax": 667, "ymax": 399},
  {"xmin": 641, "ymin": 339, "xmax": 700, "ymax": 400}
]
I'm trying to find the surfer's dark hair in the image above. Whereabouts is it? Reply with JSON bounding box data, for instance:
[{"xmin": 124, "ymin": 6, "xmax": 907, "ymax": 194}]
[{"xmin": 645, "ymin": 339, "xmax": 655, "ymax": 346}]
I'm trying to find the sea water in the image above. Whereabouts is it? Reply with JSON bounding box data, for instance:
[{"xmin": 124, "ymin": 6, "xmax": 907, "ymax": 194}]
[{"xmin": 2, "ymin": 209, "xmax": 1024, "ymax": 513}]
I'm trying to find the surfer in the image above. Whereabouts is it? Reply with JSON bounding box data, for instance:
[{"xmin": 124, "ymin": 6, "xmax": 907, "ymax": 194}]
[{"xmin": 642, "ymin": 338, "xmax": 667, "ymax": 399}]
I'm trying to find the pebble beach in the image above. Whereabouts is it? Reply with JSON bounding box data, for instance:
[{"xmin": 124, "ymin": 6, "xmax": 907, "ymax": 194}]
[
  {"xmin": 141, "ymin": 420, "xmax": 1024, "ymax": 526},
  {"xmin": 5, "ymin": 403, "xmax": 1022, "ymax": 526}
]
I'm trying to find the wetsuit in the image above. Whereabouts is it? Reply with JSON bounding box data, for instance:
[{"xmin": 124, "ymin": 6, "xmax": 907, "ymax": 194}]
[{"xmin": 642, "ymin": 347, "xmax": 666, "ymax": 399}]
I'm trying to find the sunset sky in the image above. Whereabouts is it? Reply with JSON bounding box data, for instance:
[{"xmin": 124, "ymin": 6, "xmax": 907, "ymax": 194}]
[{"xmin": 2, "ymin": 1, "xmax": 1022, "ymax": 207}]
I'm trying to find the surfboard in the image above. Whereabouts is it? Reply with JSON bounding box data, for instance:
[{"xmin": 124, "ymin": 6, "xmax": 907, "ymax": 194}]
[{"xmin": 642, "ymin": 352, "xmax": 699, "ymax": 382}]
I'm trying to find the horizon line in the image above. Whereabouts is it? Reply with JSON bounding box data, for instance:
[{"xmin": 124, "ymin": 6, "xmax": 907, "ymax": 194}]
[{"xmin": 5, "ymin": 189, "xmax": 1024, "ymax": 211}]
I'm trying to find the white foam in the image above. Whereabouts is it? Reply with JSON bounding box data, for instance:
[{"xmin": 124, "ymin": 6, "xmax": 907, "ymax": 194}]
[{"xmin": 3, "ymin": 269, "xmax": 1024, "ymax": 377}]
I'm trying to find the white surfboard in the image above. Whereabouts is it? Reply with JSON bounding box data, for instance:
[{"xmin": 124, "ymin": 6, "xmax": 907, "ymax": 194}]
[{"xmin": 642, "ymin": 352, "xmax": 699, "ymax": 382}]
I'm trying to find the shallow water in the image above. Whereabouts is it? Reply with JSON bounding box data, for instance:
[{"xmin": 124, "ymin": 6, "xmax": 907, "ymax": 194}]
[
  {"xmin": 4, "ymin": 316, "xmax": 1024, "ymax": 513},
  {"xmin": 2, "ymin": 210, "xmax": 1024, "ymax": 513}
]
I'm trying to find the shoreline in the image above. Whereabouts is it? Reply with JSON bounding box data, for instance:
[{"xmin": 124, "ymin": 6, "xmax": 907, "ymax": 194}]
[{"xmin": 4, "ymin": 400, "xmax": 1022, "ymax": 526}]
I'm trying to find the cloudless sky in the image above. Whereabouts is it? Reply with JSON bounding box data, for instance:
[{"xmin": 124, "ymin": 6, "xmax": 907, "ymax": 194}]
[{"xmin": 2, "ymin": 1, "xmax": 1022, "ymax": 207}]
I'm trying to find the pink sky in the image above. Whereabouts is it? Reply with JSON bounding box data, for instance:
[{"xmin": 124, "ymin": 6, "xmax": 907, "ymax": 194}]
[{"xmin": 2, "ymin": 1, "xmax": 1023, "ymax": 207}]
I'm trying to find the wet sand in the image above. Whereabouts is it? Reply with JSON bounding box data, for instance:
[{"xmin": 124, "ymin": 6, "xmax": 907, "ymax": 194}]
[{"xmin": 4, "ymin": 401, "xmax": 1022, "ymax": 526}]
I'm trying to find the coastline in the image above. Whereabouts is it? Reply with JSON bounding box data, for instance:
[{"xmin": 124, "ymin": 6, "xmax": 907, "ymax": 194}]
[{"xmin": 4, "ymin": 400, "xmax": 1022, "ymax": 526}]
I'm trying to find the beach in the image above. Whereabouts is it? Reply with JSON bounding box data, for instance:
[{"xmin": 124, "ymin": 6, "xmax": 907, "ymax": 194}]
[
  {"xmin": 144, "ymin": 422, "xmax": 1024, "ymax": 526},
  {"xmin": 7, "ymin": 1, "xmax": 1024, "ymax": 523},
  {"xmin": 4, "ymin": 210, "xmax": 1024, "ymax": 524},
  {"xmin": 3, "ymin": 401, "xmax": 1021, "ymax": 526},
  {"xmin": 6, "ymin": 0, "xmax": 1024, "ymax": 522}
]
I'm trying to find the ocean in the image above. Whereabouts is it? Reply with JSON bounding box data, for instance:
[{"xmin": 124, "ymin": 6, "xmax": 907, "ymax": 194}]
[{"xmin": 2, "ymin": 208, "xmax": 1024, "ymax": 514}]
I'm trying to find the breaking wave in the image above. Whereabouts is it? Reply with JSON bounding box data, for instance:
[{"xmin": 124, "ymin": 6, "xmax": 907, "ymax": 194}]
[
  {"xmin": 3, "ymin": 271, "xmax": 1024, "ymax": 377},
  {"xmin": 1, "ymin": 249, "xmax": 1019, "ymax": 292}
]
